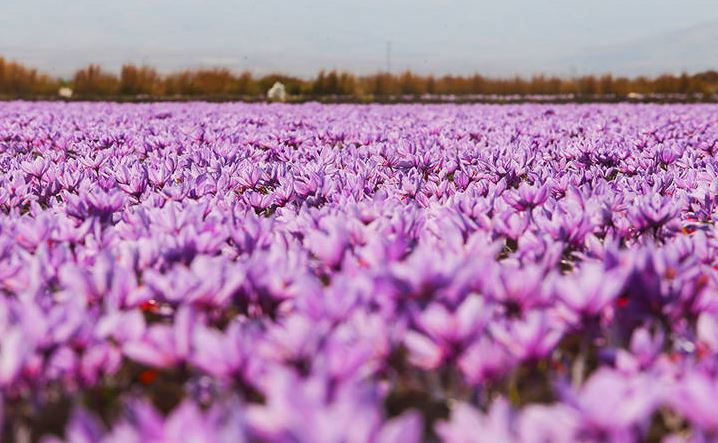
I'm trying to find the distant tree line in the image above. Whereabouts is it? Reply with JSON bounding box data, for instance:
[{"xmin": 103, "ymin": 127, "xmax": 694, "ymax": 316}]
[
  {"xmin": 2, "ymin": 56, "xmax": 717, "ymax": 100},
  {"xmin": 0, "ymin": 57, "xmax": 60, "ymax": 96}
]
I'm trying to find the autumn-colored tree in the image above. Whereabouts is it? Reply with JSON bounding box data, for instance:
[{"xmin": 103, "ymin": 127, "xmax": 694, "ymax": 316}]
[
  {"xmin": 0, "ymin": 57, "xmax": 58, "ymax": 96},
  {"xmin": 120, "ymin": 65, "xmax": 163, "ymax": 96},
  {"xmin": 3, "ymin": 54, "xmax": 718, "ymax": 100},
  {"xmin": 73, "ymin": 65, "xmax": 120, "ymax": 96},
  {"xmin": 235, "ymin": 71, "xmax": 260, "ymax": 96},
  {"xmin": 399, "ymin": 71, "xmax": 424, "ymax": 96}
]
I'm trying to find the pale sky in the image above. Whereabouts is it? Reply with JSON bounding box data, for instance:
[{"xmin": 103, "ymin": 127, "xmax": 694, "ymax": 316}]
[{"xmin": 1, "ymin": 0, "xmax": 717, "ymax": 78}]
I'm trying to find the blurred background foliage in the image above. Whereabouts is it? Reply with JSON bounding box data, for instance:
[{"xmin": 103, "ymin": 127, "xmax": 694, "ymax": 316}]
[{"xmin": 2, "ymin": 56, "xmax": 717, "ymax": 101}]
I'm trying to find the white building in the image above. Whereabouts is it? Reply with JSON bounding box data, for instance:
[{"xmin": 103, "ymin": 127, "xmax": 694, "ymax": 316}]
[
  {"xmin": 58, "ymin": 87, "xmax": 74, "ymax": 99},
  {"xmin": 267, "ymin": 82, "xmax": 287, "ymax": 102}
]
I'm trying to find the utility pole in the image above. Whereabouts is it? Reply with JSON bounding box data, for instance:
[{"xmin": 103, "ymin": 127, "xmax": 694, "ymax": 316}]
[{"xmin": 386, "ymin": 41, "xmax": 392, "ymax": 74}]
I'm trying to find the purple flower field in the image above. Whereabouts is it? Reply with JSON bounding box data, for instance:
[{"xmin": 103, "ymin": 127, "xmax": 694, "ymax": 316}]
[{"xmin": 1, "ymin": 102, "xmax": 718, "ymax": 442}]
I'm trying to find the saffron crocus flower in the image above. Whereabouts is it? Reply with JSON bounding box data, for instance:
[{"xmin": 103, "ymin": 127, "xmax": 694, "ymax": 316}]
[
  {"xmin": 114, "ymin": 163, "xmax": 148, "ymax": 198},
  {"xmin": 615, "ymin": 326, "xmax": 665, "ymax": 372},
  {"xmin": 697, "ymin": 313, "xmax": 718, "ymax": 355},
  {"xmin": 517, "ymin": 404, "xmax": 579, "ymax": 443},
  {"xmin": 95, "ymin": 309, "xmax": 146, "ymax": 343},
  {"xmin": 538, "ymin": 202, "xmax": 594, "ymax": 248},
  {"xmin": 0, "ymin": 327, "xmax": 32, "ymax": 387},
  {"xmin": 569, "ymin": 369, "xmax": 659, "ymax": 440},
  {"xmin": 436, "ymin": 399, "xmax": 516, "ymax": 443},
  {"xmin": 554, "ymin": 262, "xmax": 625, "ymax": 320},
  {"xmin": 143, "ymin": 255, "xmax": 244, "ymax": 307},
  {"xmin": 20, "ymin": 157, "xmax": 51, "ymax": 181},
  {"xmin": 190, "ymin": 321, "xmax": 261, "ymax": 381},
  {"xmin": 404, "ymin": 295, "xmax": 488, "ymax": 369},
  {"xmin": 246, "ymin": 369, "xmax": 389, "ymax": 443},
  {"xmin": 485, "ymin": 264, "xmax": 548, "ymax": 313},
  {"xmin": 492, "ymin": 310, "xmax": 564, "ymax": 361},
  {"xmin": 65, "ymin": 185, "xmax": 125, "ymax": 223},
  {"xmin": 375, "ymin": 411, "xmax": 422, "ymax": 443},
  {"xmin": 304, "ymin": 216, "xmax": 350, "ymax": 269},
  {"xmin": 390, "ymin": 245, "xmax": 457, "ymax": 299},
  {"xmin": 627, "ymin": 192, "xmax": 683, "ymax": 234},
  {"xmin": 412, "ymin": 294, "xmax": 487, "ymax": 349},
  {"xmin": 14, "ymin": 213, "xmax": 54, "ymax": 251},
  {"xmin": 658, "ymin": 146, "xmax": 680, "ymax": 165},
  {"xmin": 403, "ymin": 329, "xmax": 444, "ymax": 369},
  {"xmin": 260, "ymin": 314, "xmax": 327, "ymax": 367},
  {"xmin": 458, "ymin": 336, "xmax": 515, "ymax": 384},
  {"xmin": 158, "ymin": 400, "xmax": 248, "ymax": 443},
  {"xmin": 46, "ymin": 400, "xmax": 248, "ymax": 443},
  {"xmin": 669, "ymin": 371, "xmax": 718, "ymax": 431},
  {"xmin": 0, "ymin": 102, "xmax": 714, "ymax": 442},
  {"xmin": 245, "ymin": 245, "xmax": 315, "ymax": 306},
  {"xmin": 123, "ymin": 306, "xmax": 194, "ymax": 368},
  {"xmin": 493, "ymin": 210, "xmax": 530, "ymax": 241},
  {"xmin": 503, "ymin": 182, "xmax": 549, "ymax": 211},
  {"xmin": 229, "ymin": 213, "xmax": 275, "ymax": 255}
]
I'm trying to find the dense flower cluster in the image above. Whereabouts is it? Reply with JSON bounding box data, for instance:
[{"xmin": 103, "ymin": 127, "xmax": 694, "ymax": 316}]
[{"xmin": 0, "ymin": 102, "xmax": 718, "ymax": 442}]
